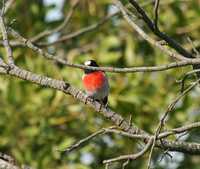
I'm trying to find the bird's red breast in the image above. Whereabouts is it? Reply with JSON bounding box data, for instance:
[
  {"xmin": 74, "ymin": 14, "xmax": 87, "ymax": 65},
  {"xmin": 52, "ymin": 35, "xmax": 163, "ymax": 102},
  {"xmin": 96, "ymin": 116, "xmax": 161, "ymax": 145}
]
[{"xmin": 82, "ymin": 71, "xmax": 106, "ymax": 92}]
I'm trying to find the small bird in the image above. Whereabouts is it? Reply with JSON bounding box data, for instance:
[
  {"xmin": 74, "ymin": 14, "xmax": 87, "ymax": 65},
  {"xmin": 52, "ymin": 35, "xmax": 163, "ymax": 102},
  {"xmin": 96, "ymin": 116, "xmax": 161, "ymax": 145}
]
[{"xmin": 82, "ymin": 60, "xmax": 109, "ymax": 106}]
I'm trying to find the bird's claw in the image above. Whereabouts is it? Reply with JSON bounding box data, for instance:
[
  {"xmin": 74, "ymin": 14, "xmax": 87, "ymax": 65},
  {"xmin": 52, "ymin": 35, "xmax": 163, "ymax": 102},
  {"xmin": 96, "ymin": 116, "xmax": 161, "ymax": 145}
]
[
  {"xmin": 98, "ymin": 101, "xmax": 108, "ymax": 112},
  {"xmin": 98, "ymin": 103, "xmax": 102, "ymax": 112}
]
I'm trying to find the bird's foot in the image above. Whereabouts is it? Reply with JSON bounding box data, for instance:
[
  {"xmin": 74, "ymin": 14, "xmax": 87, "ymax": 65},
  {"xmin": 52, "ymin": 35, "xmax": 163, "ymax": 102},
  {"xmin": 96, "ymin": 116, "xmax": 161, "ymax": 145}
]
[
  {"xmin": 97, "ymin": 101, "xmax": 108, "ymax": 112},
  {"xmin": 104, "ymin": 102, "xmax": 108, "ymax": 109},
  {"xmin": 98, "ymin": 103, "xmax": 103, "ymax": 112}
]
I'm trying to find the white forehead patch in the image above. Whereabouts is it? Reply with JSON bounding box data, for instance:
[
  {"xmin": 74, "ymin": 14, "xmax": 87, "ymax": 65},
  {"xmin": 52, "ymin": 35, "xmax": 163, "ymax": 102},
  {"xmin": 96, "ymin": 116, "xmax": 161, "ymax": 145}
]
[{"xmin": 84, "ymin": 60, "xmax": 92, "ymax": 66}]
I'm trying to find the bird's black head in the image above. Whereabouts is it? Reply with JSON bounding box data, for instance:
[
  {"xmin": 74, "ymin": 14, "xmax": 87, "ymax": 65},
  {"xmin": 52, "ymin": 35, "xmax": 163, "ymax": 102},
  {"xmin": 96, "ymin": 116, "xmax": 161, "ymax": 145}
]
[{"xmin": 84, "ymin": 60, "xmax": 99, "ymax": 74}]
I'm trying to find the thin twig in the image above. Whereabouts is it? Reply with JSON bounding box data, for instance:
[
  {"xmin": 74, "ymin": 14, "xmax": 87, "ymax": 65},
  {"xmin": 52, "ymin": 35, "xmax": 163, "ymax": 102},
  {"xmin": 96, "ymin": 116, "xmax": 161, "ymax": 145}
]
[
  {"xmin": 154, "ymin": 0, "xmax": 160, "ymax": 29},
  {"xmin": 158, "ymin": 121, "xmax": 200, "ymax": 139},
  {"xmin": 105, "ymin": 128, "xmax": 149, "ymax": 139},
  {"xmin": 30, "ymin": 0, "xmax": 80, "ymax": 42},
  {"xmin": 175, "ymin": 131, "xmax": 188, "ymax": 141},
  {"xmin": 105, "ymin": 163, "xmax": 109, "ymax": 169},
  {"xmin": 37, "ymin": 12, "xmax": 118, "ymax": 47},
  {"xmin": 0, "ymin": 1, "xmax": 162, "ymax": 47},
  {"xmin": 159, "ymin": 149, "xmax": 172, "ymax": 162},
  {"xmin": 8, "ymin": 28, "xmax": 200, "ymax": 74},
  {"xmin": 122, "ymin": 159, "xmax": 130, "ymax": 169},
  {"xmin": 147, "ymin": 126, "xmax": 162, "ymax": 169},
  {"xmin": 103, "ymin": 137, "xmax": 153, "ymax": 164},
  {"xmin": 186, "ymin": 37, "xmax": 199, "ymax": 57},
  {"xmin": 177, "ymin": 69, "xmax": 200, "ymax": 92},
  {"xmin": 147, "ymin": 78, "xmax": 200, "ymax": 168},
  {"xmin": 113, "ymin": 0, "xmax": 187, "ymax": 61},
  {"xmin": 59, "ymin": 126, "xmax": 116, "ymax": 153},
  {"xmin": 128, "ymin": 0, "xmax": 193, "ymax": 59}
]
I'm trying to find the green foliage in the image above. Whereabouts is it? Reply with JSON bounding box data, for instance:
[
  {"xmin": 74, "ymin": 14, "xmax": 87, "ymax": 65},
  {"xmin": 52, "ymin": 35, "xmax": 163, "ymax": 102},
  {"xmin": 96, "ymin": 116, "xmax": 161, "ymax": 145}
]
[{"xmin": 0, "ymin": 0, "xmax": 200, "ymax": 169}]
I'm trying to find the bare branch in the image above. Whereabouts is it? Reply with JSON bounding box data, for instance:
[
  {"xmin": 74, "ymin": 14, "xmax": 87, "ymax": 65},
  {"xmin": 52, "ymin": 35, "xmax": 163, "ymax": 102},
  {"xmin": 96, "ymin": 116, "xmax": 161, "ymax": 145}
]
[
  {"xmin": 0, "ymin": 159, "xmax": 19, "ymax": 169},
  {"xmin": 128, "ymin": 0, "xmax": 193, "ymax": 59},
  {"xmin": 60, "ymin": 120, "xmax": 200, "ymax": 155},
  {"xmin": 0, "ymin": 1, "xmax": 157, "ymax": 47},
  {"xmin": 0, "ymin": 6, "xmax": 14, "ymax": 65},
  {"xmin": 165, "ymin": 78, "xmax": 199, "ymax": 125},
  {"xmin": 30, "ymin": 0, "xmax": 80, "ymax": 42},
  {"xmin": 103, "ymin": 137, "xmax": 153, "ymax": 164},
  {"xmin": 113, "ymin": 0, "xmax": 187, "ymax": 61},
  {"xmin": 0, "ymin": 2, "xmax": 200, "ymax": 163},
  {"xmin": 177, "ymin": 69, "xmax": 200, "ymax": 92},
  {"xmin": 0, "ymin": 62, "xmax": 199, "ymax": 154},
  {"xmin": 159, "ymin": 121, "xmax": 200, "ymax": 139},
  {"xmin": 0, "ymin": 12, "xmax": 118, "ymax": 47},
  {"xmin": 186, "ymin": 37, "xmax": 200, "ymax": 57},
  {"xmin": 37, "ymin": 12, "xmax": 118, "ymax": 47},
  {"xmin": 4, "ymin": 0, "xmax": 15, "ymax": 14},
  {"xmin": 154, "ymin": 0, "xmax": 160, "ymax": 29},
  {"xmin": 147, "ymin": 78, "xmax": 200, "ymax": 168},
  {"xmin": 7, "ymin": 28, "xmax": 200, "ymax": 74},
  {"xmin": 103, "ymin": 128, "xmax": 148, "ymax": 140},
  {"xmin": 60, "ymin": 127, "xmax": 116, "ymax": 153}
]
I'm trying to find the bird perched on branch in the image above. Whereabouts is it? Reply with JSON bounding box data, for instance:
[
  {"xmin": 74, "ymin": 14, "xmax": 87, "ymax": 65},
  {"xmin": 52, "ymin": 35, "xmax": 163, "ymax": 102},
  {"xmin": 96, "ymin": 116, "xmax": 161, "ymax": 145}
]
[{"xmin": 82, "ymin": 60, "xmax": 109, "ymax": 106}]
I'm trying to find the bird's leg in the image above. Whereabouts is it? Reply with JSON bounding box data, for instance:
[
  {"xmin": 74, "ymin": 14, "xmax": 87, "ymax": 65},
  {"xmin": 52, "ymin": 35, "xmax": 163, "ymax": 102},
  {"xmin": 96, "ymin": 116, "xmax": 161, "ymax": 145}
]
[
  {"xmin": 103, "ymin": 96, "xmax": 108, "ymax": 109},
  {"xmin": 96, "ymin": 97, "xmax": 109, "ymax": 112},
  {"xmin": 97, "ymin": 100, "xmax": 108, "ymax": 112},
  {"xmin": 104, "ymin": 102, "xmax": 108, "ymax": 109},
  {"xmin": 93, "ymin": 99, "xmax": 103, "ymax": 112},
  {"xmin": 98, "ymin": 102, "xmax": 103, "ymax": 112}
]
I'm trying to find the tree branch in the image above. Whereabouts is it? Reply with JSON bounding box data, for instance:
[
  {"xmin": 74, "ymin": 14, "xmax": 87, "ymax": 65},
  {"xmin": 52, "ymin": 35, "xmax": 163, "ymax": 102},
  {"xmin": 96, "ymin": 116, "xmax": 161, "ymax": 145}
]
[
  {"xmin": 60, "ymin": 127, "xmax": 116, "ymax": 153},
  {"xmin": 159, "ymin": 121, "xmax": 200, "ymax": 139},
  {"xmin": 37, "ymin": 12, "xmax": 118, "ymax": 47},
  {"xmin": 128, "ymin": 0, "xmax": 193, "ymax": 59},
  {"xmin": 0, "ymin": 7, "xmax": 14, "ymax": 65},
  {"xmin": 6, "ymin": 28, "xmax": 200, "ymax": 74},
  {"xmin": 0, "ymin": 159, "xmax": 19, "ymax": 169},
  {"xmin": 113, "ymin": 0, "xmax": 187, "ymax": 61},
  {"xmin": 0, "ymin": 63, "xmax": 200, "ymax": 154},
  {"xmin": 154, "ymin": 0, "xmax": 160, "ymax": 29},
  {"xmin": 103, "ymin": 137, "xmax": 153, "ymax": 164},
  {"xmin": 30, "ymin": 0, "xmax": 80, "ymax": 42}
]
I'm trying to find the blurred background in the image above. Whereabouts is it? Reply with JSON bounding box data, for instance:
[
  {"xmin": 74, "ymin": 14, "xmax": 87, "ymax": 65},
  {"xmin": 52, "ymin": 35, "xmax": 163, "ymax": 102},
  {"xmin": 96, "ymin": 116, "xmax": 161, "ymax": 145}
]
[{"xmin": 0, "ymin": 0, "xmax": 200, "ymax": 168}]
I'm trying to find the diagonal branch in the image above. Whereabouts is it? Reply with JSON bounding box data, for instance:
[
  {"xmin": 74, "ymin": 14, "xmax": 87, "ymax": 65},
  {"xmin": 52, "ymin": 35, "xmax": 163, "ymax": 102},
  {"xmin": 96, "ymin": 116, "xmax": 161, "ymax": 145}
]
[
  {"xmin": 60, "ymin": 126, "xmax": 116, "ymax": 153},
  {"xmin": 0, "ymin": 63, "xmax": 200, "ymax": 154},
  {"xmin": 128, "ymin": 0, "xmax": 193, "ymax": 59},
  {"xmin": 103, "ymin": 137, "xmax": 153, "ymax": 164},
  {"xmin": 147, "ymin": 79, "xmax": 200, "ymax": 168},
  {"xmin": 0, "ymin": 159, "xmax": 19, "ymax": 169},
  {"xmin": 154, "ymin": 0, "xmax": 160, "ymax": 29},
  {"xmin": 113, "ymin": 0, "xmax": 187, "ymax": 61},
  {"xmin": 37, "ymin": 12, "xmax": 118, "ymax": 47},
  {"xmin": 30, "ymin": 0, "xmax": 80, "ymax": 42}
]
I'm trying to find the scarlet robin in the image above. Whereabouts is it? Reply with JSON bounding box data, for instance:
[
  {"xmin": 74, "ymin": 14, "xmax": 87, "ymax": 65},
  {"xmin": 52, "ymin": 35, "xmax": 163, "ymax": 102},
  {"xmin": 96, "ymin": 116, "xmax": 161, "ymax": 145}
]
[{"xmin": 82, "ymin": 60, "xmax": 109, "ymax": 106}]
